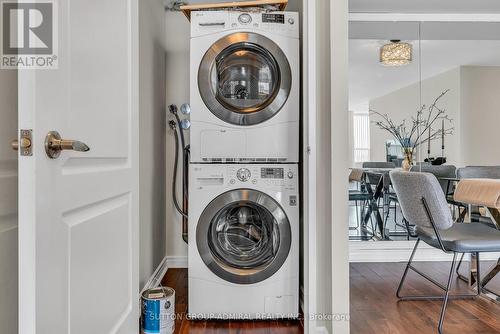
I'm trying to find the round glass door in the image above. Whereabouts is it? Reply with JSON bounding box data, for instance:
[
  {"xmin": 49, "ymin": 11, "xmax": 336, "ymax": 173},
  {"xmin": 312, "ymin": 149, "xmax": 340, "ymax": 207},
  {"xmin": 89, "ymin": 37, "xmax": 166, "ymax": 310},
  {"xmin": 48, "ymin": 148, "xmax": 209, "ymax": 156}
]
[
  {"xmin": 198, "ymin": 32, "xmax": 292, "ymax": 126},
  {"xmin": 197, "ymin": 189, "xmax": 291, "ymax": 284}
]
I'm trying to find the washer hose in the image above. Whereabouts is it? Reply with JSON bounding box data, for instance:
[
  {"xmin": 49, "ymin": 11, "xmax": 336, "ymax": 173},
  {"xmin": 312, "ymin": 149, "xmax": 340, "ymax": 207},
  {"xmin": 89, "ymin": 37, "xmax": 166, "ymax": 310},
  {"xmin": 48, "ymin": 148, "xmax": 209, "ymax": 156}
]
[{"xmin": 169, "ymin": 119, "xmax": 188, "ymax": 219}]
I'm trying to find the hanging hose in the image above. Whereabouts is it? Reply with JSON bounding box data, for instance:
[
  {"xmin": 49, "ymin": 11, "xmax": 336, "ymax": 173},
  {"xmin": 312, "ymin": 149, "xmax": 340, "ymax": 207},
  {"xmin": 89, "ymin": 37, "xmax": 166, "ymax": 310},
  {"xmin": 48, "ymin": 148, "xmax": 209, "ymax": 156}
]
[{"xmin": 169, "ymin": 119, "xmax": 188, "ymax": 219}]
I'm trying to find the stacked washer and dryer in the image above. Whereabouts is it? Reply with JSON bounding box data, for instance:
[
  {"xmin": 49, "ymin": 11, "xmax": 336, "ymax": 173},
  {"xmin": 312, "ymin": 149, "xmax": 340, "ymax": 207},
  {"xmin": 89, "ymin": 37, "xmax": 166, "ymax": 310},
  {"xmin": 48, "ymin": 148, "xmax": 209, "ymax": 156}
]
[{"xmin": 188, "ymin": 10, "xmax": 300, "ymax": 319}]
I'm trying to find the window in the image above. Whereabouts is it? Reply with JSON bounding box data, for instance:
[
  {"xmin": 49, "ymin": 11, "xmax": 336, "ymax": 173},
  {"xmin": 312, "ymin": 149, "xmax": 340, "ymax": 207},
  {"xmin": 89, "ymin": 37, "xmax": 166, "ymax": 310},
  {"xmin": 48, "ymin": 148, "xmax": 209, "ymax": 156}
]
[{"xmin": 353, "ymin": 113, "xmax": 370, "ymax": 163}]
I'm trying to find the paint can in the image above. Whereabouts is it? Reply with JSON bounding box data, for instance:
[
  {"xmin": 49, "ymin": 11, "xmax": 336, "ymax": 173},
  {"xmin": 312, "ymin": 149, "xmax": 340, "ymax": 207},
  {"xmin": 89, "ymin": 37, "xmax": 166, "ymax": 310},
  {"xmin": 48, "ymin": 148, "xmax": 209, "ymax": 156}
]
[{"xmin": 141, "ymin": 286, "xmax": 175, "ymax": 334}]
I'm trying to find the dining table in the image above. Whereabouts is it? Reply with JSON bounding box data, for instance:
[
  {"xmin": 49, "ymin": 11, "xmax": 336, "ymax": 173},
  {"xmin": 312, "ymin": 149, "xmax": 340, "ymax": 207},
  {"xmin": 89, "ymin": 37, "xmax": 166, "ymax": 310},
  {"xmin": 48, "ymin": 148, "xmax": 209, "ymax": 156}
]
[{"xmin": 359, "ymin": 168, "xmax": 398, "ymax": 240}]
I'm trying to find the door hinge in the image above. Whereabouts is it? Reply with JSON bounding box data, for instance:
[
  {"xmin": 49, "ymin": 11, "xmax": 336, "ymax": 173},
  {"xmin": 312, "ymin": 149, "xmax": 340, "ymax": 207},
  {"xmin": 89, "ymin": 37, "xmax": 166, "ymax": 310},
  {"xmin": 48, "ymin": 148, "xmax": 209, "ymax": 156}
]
[
  {"xmin": 19, "ymin": 129, "xmax": 33, "ymax": 156},
  {"xmin": 306, "ymin": 146, "xmax": 312, "ymax": 155}
]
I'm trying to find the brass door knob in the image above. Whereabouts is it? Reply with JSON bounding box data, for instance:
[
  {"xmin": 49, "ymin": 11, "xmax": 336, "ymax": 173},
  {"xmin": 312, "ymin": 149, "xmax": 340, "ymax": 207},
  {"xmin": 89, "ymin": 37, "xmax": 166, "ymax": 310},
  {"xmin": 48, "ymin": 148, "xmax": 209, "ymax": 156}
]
[
  {"xmin": 45, "ymin": 131, "xmax": 90, "ymax": 159},
  {"xmin": 11, "ymin": 138, "xmax": 31, "ymax": 151}
]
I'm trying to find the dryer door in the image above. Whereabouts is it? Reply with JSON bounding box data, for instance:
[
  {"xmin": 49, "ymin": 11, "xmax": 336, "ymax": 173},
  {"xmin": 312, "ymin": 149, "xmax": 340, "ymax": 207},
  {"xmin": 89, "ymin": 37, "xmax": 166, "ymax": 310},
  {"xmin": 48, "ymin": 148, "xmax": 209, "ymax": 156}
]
[
  {"xmin": 197, "ymin": 189, "xmax": 291, "ymax": 284},
  {"xmin": 198, "ymin": 32, "xmax": 292, "ymax": 126}
]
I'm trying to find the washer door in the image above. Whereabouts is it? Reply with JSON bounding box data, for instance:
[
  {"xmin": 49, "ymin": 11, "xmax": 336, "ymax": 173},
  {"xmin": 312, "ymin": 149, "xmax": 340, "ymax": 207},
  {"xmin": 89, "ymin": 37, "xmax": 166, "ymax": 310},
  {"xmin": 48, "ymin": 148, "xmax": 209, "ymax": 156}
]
[
  {"xmin": 197, "ymin": 189, "xmax": 291, "ymax": 284},
  {"xmin": 198, "ymin": 32, "xmax": 292, "ymax": 126}
]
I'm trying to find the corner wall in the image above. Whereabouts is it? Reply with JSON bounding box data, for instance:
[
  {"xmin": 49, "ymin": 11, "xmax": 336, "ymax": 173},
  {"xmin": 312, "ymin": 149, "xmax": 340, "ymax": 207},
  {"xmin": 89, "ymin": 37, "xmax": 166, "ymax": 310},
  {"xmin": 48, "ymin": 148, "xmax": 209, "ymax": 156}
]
[
  {"xmin": 460, "ymin": 66, "xmax": 500, "ymax": 166},
  {"xmin": 139, "ymin": 0, "xmax": 168, "ymax": 287}
]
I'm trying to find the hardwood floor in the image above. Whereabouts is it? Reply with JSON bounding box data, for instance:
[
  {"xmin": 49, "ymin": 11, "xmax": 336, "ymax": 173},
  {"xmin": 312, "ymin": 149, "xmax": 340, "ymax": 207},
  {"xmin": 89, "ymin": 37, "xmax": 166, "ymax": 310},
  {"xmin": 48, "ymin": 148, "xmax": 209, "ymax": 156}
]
[
  {"xmin": 160, "ymin": 269, "xmax": 304, "ymax": 334},
  {"xmin": 160, "ymin": 262, "xmax": 500, "ymax": 333},
  {"xmin": 350, "ymin": 261, "xmax": 500, "ymax": 334}
]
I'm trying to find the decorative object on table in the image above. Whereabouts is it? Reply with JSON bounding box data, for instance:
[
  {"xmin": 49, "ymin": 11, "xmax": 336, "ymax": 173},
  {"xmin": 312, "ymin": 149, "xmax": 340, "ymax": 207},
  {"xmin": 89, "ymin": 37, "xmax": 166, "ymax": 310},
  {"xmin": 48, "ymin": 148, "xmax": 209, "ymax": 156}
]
[
  {"xmin": 371, "ymin": 90, "xmax": 454, "ymax": 171},
  {"xmin": 379, "ymin": 40, "xmax": 412, "ymax": 66}
]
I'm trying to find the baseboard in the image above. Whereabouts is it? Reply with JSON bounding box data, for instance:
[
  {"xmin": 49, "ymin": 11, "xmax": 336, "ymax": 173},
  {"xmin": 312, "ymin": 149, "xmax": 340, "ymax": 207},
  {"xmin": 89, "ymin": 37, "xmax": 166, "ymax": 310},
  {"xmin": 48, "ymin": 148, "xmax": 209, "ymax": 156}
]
[
  {"xmin": 166, "ymin": 255, "xmax": 188, "ymax": 268},
  {"xmin": 316, "ymin": 326, "xmax": 329, "ymax": 334},
  {"xmin": 141, "ymin": 255, "xmax": 169, "ymax": 294},
  {"xmin": 350, "ymin": 241, "xmax": 500, "ymax": 262}
]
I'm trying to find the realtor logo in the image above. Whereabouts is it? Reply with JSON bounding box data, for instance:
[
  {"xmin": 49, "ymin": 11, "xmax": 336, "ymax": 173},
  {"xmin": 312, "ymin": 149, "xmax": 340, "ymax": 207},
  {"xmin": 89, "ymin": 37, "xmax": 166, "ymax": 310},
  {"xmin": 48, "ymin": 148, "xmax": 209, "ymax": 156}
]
[{"xmin": 1, "ymin": 0, "xmax": 58, "ymax": 69}]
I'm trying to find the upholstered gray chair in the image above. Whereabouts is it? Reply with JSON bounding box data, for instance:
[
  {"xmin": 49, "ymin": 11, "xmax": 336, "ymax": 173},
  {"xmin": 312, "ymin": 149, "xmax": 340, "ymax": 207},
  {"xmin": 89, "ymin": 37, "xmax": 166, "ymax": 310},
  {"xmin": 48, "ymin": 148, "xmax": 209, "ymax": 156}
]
[
  {"xmin": 390, "ymin": 170, "xmax": 500, "ymax": 334},
  {"xmin": 362, "ymin": 161, "xmax": 396, "ymax": 169},
  {"xmin": 410, "ymin": 165, "xmax": 456, "ymax": 194},
  {"xmin": 457, "ymin": 166, "xmax": 500, "ymax": 179}
]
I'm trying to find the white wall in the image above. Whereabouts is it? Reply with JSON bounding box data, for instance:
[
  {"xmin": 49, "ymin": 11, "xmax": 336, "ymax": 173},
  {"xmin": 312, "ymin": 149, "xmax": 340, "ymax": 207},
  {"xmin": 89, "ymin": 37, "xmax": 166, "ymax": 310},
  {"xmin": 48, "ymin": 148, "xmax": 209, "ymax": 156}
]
[
  {"xmin": 139, "ymin": 0, "xmax": 168, "ymax": 287},
  {"xmin": 369, "ymin": 68, "xmax": 461, "ymax": 165},
  {"xmin": 0, "ymin": 69, "xmax": 18, "ymax": 334},
  {"xmin": 460, "ymin": 66, "xmax": 500, "ymax": 166},
  {"xmin": 164, "ymin": 10, "xmax": 190, "ymax": 264}
]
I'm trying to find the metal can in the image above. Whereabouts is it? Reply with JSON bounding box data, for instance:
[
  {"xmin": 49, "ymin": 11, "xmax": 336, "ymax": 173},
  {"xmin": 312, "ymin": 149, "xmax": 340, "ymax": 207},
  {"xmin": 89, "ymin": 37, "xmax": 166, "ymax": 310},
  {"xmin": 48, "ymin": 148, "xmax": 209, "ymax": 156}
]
[{"xmin": 141, "ymin": 287, "xmax": 175, "ymax": 334}]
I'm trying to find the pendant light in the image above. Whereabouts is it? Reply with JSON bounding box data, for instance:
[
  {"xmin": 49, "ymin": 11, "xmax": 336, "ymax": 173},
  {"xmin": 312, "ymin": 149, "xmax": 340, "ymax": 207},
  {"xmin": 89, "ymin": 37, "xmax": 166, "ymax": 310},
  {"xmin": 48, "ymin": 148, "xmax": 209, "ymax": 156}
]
[{"xmin": 380, "ymin": 40, "xmax": 412, "ymax": 66}]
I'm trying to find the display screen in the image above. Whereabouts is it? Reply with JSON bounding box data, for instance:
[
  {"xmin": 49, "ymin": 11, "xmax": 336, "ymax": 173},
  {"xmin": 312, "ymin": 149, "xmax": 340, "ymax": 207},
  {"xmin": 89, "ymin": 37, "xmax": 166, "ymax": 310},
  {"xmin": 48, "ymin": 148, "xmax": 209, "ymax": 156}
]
[
  {"xmin": 261, "ymin": 168, "xmax": 284, "ymax": 179},
  {"xmin": 262, "ymin": 13, "xmax": 285, "ymax": 24}
]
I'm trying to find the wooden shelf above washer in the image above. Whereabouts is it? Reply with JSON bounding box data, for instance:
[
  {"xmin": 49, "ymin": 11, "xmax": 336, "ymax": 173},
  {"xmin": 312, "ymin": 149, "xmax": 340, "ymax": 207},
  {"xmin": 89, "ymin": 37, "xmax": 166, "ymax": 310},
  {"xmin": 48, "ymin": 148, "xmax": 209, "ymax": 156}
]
[{"xmin": 180, "ymin": 0, "xmax": 288, "ymax": 20}]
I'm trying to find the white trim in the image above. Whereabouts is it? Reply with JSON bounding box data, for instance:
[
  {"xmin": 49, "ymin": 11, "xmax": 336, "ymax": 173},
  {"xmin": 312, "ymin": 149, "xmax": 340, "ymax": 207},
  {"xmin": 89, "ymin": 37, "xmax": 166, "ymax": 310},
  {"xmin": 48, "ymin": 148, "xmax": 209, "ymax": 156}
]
[
  {"xmin": 140, "ymin": 255, "xmax": 169, "ymax": 294},
  {"xmin": 349, "ymin": 241, "xmax": 500, "ymax": 262},
  {"xmin": 303, "ymin": 1, "xmax": 317, "ymax": 334},
  {"xmin": 299, "ymin": 285, "xmax": 304, "ymax": 311},
  {"xmin": 349, "ymin": 13, "xmax": 500, "ymax": 22},
  {"xmin": 316, "ymin": 326, "xmax": 330, "ymax": 334},
  {"xmin": 166, "ymin": 255, "xmax": 188, "ymax": 268}
]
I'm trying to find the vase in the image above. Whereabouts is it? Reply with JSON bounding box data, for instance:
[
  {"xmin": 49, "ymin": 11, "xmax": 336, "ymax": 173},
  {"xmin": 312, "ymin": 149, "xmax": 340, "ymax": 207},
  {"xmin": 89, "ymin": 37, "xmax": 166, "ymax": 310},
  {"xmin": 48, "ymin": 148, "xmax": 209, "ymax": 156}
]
[{"xmin": 401, "ymin": 151, "xmax": 413, "ymax": 171}]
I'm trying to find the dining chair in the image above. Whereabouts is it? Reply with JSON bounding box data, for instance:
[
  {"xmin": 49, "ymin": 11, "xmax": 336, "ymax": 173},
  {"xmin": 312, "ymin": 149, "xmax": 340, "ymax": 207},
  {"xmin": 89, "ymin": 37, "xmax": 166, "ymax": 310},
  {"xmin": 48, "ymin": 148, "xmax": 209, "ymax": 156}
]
[
  {"xmin": 410, "ymin": 165, "xmax": 457, "ymax": 194},
  {"xmin": 390, "ymin": 170, "xmax": 500, "ymax": 334},
  {"xmin": 362, "ymin": 161, "xmax": 396, "ymax": 169},
  {"xmin": 457, "ymin": 166, "xmax": 500, "ymax": 179},
  {"xmin": 349, "ymin": 169, "xmax": 371, "ymax": 231}
]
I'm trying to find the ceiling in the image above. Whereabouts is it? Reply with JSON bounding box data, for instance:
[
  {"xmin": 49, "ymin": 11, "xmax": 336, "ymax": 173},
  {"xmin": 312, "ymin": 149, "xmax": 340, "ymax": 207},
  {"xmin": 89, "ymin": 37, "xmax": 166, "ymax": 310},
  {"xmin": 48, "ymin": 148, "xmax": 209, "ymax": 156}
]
[{"xmin": 349, "ymin": 22, "xmax": 500, "ymax": 111}]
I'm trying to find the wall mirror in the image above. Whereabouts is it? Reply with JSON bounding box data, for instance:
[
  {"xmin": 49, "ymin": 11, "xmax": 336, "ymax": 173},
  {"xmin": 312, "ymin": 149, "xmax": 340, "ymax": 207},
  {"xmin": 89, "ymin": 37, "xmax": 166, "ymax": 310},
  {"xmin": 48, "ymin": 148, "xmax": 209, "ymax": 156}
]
[{"xmin": 348, "ymin": 19, "xmax": 500, "ymax": 248}]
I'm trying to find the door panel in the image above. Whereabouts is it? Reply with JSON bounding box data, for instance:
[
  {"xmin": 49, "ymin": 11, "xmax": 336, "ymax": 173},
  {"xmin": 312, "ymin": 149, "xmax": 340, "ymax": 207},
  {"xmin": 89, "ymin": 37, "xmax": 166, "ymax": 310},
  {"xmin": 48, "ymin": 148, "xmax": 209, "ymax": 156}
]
[
  {"xmin": 0, "ymin": 69, "xmax": 18, "ymax": 334},
  {"xmin": 18, "ymin": 0, "xmax": 139, "ymax": 333}
]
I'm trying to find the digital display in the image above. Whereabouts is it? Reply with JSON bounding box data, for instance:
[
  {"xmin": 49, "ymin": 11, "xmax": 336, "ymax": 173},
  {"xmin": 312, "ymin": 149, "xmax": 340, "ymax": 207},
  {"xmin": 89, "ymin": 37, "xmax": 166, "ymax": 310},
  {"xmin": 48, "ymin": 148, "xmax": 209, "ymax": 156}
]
[
  {"xmin": 261, "ymin": 168, "xmax": 284, "ymax": 179},
  {"xmin": 262, "ymin": 13, "xmax": 285, "ymax": 24}
]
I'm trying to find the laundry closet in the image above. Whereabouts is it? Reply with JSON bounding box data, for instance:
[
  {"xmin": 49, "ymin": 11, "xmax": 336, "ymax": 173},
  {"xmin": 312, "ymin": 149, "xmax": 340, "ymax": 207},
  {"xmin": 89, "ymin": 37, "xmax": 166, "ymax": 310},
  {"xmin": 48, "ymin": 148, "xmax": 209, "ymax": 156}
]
[
  {"xmin": 0, "ymin": 0, "xmax": 348, "ymax": 333},
  {"xmin": 159, "ymin": 0, "xmax": 301, "ymax": 319}
]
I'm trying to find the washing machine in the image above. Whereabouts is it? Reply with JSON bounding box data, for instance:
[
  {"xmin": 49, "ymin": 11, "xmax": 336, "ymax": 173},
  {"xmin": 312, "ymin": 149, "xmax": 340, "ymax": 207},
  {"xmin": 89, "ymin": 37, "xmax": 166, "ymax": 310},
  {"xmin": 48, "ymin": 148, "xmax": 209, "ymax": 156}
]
[
  {"xmin": 189, "ymin": 11, "xmax": 300, "ymax": 163},
  {"xmin": 188, "ymin": 164, "xmax": 299, "ymax": 319}
]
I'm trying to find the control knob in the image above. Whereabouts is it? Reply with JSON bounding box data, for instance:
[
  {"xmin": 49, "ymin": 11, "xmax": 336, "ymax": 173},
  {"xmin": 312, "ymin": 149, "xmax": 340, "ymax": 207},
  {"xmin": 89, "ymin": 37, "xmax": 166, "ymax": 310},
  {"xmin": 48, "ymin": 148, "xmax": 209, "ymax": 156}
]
[{"xmin": 237, "ymin": 168, "xmax": 252, "ymax": 182}]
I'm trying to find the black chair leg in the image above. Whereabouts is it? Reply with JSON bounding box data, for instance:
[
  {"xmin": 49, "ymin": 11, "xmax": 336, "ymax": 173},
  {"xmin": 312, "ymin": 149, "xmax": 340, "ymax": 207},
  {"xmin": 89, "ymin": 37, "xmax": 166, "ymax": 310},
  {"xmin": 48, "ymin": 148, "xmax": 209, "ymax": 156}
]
[
  {"xmin": 438, "ymin": 252, "xmax": 458, "ymax": 334},
  {"xmin": 396, "ymin": 238, "xmax": 420, "ymax": 298},
  {"xmin": 397, "ymin": 242, "xmax": 476, "ymax": 334}
]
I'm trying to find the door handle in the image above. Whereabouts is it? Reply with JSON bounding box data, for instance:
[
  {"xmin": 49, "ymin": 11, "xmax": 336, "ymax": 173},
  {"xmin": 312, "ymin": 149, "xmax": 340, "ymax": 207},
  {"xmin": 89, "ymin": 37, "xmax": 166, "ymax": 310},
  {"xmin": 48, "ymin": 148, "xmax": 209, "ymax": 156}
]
[{"xmin": 45, "ymin": 131, "xmax": 90, "ymax": 159}]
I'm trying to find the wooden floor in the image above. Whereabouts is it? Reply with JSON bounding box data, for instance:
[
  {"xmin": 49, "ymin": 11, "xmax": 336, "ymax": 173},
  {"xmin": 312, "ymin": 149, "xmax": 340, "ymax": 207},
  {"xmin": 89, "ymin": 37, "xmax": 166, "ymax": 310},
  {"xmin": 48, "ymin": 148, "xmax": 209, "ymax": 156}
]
[
  {"xmin": 161, "ymin": 269, "xmax": 304, "ymax": 334},
  {"xmin": 351, "ymin": 261, "xmax": 500, "ymax": 334},
  {"xmin": 161, "ymin": 262, "xmax": 500, "ymax": 334}
]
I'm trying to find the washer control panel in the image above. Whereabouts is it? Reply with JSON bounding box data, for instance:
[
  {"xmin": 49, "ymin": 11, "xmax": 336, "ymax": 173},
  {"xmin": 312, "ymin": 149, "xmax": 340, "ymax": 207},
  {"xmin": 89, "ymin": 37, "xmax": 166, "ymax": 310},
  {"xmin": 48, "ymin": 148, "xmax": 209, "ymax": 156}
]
[{"xmin": 224, "ymin": 165, "xmax": 297, "ymax": 189}]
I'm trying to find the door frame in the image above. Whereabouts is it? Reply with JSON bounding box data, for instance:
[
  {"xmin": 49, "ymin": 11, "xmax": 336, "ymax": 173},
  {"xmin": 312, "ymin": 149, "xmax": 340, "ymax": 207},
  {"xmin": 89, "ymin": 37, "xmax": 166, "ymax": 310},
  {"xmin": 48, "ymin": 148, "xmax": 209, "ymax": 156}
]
[{"xmin": 302, "ymin": 0, "xmax": 350, "ymax": 333}]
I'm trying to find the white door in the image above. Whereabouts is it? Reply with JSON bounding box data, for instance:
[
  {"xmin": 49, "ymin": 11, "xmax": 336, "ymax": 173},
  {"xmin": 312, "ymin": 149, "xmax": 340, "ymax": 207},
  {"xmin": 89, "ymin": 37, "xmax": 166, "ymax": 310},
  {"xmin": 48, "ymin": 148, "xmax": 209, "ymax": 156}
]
[
  {"xmin": 18, "ymin": 0, "xmax": 139, "ymax": 333},
  {"xmin": 0, "ymin": 69, "xmax": 18, "ymax": 334}
]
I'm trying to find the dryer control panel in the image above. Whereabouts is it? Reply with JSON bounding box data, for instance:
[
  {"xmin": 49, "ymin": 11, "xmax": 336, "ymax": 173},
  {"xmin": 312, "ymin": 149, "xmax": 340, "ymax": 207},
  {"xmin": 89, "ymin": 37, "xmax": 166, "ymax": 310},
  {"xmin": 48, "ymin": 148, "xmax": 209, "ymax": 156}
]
[{"xmin": 191, "ymin": 11, "xmax": 299, "ymax": 38}]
